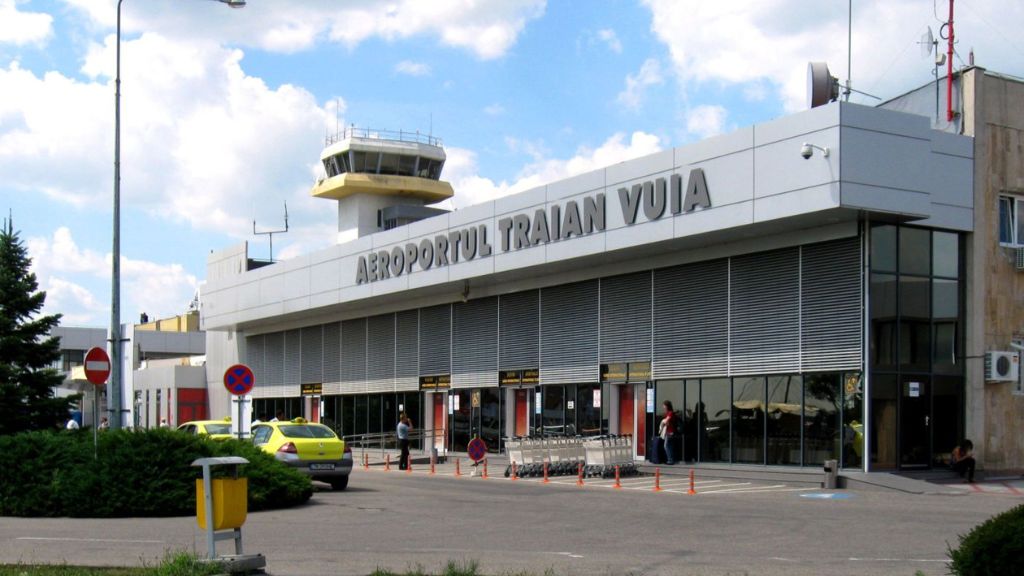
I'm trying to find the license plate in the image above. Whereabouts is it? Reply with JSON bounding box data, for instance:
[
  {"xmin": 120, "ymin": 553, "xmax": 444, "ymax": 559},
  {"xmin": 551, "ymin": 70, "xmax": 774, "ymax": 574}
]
[{"xmin": 309, "ymin": 463, "xmax": 335, "ymax": 471}]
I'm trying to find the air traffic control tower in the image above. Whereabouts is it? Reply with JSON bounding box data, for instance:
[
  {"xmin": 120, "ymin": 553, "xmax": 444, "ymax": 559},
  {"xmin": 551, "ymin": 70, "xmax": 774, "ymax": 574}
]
[{"xmin": 312, "ymin": 127, "xmax": 454, "ymax": 243}]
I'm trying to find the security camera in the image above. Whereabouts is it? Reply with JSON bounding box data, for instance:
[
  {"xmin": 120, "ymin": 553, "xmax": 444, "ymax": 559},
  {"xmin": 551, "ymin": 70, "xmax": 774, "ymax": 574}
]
[{"xmin": 800, "ymin": 142, "xmax": 830, "ymax": 160}]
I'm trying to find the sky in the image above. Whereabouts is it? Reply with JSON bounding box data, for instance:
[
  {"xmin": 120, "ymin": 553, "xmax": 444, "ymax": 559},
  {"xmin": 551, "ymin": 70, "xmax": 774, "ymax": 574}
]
[{"xmin": 2, "ymin": 0, "xmax": 1023, "ymax": 328}]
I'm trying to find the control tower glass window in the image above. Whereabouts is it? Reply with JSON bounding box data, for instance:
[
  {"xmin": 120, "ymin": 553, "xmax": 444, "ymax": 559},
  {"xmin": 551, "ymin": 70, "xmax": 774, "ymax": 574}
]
[
  {"xmin": 379, "ymin": 153, "xmax": 401, "ymax": 175},
  {"xmin": 398, "ymin": 155, "xmax": 417, "ymax": 177},
  {"xmin": 417, "ymin": 159, "xmax": 442, "ymax": 180}
]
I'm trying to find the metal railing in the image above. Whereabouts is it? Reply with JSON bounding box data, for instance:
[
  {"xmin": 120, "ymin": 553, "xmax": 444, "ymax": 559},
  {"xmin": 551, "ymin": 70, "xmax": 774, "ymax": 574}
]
[
  {"xmin": 325, "ymin": 126, "xmax": 443, "ymax": 148},
  {"xmin": 341, "ymin": 428, "xmax": 444, "ymax": 461}
]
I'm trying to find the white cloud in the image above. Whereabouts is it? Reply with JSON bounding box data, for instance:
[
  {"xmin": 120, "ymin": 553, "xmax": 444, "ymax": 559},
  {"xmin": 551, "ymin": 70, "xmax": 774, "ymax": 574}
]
[
  {"xmin": 617, "ymin": 58, "xmax": 663, "ymax": 111},
  {"xmin": 2, "ymin": 34, "xmax": 330, "ymax": 238},
  {"xmin": 686, "ymin": 105, "xmax": 728, "ymax": 139},
  {"xmin": 597, "ymin": 29, "xmax": 622, "ymax": 54},
  {"xmin": 484, "ymin": 103, "xmax": 506, "ymax": 116},
  {"xmin": 43, "ymin": 278, "xmax": 105, "ymax": 326},
  {"xmin": 28, "ymin": 227, "xmax": 201, "ymax": 325},
  {"xmin": 642, "ymin": 0, "xmax": 1024, "ymax": 111},
  {"xmin": 0, "ymin": 0, "xmax": 52, "ymax": 45},
  {"xmin": 442, "ymin": 131, "xmax": 662, "ymax": 209},
  {"xmin": 395, "ymin": 60, "xmax": 431, "ymax": 76},
  {"xmin": 65, "ymin": 0, "xmax": 546, "ymax": 60}
]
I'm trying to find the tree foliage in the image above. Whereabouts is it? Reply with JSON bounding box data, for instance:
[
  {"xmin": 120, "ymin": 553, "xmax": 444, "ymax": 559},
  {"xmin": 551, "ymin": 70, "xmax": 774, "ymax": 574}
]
[{"xmin": 0, "ymin": 216, "xmax": 75, "ymax": 435}]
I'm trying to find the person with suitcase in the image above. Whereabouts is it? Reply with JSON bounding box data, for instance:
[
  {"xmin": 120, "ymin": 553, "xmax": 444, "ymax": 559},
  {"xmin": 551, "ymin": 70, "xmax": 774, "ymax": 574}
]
[{"xmin": 659, "ymin": 401, "xmax": 677, "ymax": 465}]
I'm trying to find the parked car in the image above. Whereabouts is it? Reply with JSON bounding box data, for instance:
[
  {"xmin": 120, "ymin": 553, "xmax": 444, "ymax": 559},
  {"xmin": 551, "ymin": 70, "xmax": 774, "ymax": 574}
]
[
  {"xmin": 252, "ymin": 418, "xmax": 353, "ymax": 490},
  {"xmin": 177, "ymin": 418, "xmax": 233, "ymax": 440}
]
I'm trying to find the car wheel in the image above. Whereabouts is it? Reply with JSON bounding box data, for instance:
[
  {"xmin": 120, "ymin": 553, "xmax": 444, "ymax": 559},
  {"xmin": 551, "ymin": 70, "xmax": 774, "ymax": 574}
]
[{"xmin": 330, "ymin": 476, "xmax": 349, "ymax": 491}]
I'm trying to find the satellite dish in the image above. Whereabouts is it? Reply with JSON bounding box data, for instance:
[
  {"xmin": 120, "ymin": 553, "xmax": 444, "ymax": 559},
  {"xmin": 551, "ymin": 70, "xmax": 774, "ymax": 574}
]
[
  {"xmin": 920, "ymin": 26, "xmax": 935, "ymax": 58},
  {"xmin": 807, "ymin": 62, "xmax": 839, "ymax": 108}
]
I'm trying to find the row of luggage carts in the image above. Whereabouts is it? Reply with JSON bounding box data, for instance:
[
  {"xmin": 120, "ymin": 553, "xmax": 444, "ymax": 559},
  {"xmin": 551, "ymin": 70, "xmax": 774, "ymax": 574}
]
[{"xmin": 503, "ymin": 435, "xmax": 639, "ymax": 478}]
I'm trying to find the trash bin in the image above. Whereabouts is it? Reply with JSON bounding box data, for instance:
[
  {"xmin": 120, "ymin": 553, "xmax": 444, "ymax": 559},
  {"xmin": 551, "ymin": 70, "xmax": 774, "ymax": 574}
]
[
  {"xmin": 823, "ymin": 459, "xmax": 838, "ymax": 489},
  {"xmin": 196, "ymin": 476, "xmax": 247, "ymax": 531}
]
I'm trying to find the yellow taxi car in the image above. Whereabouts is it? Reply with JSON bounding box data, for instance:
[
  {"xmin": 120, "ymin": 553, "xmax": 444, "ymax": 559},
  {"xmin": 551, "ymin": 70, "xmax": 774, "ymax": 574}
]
[
  {"xmin": 252, "ymin": 418, "xmax": 352, "ymax": 490},
  {"xmin": 177, "ymin": 418, "xmax": 234, "ymax": 440}
]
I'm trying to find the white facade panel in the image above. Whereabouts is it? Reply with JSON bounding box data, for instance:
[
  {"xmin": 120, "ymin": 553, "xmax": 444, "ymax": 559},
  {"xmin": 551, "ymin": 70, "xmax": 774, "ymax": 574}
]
[
  {"xmin": 676, "ymin": 127, "xmax": 753, "ymax": 165},
  {"xmin": 547, "ymin": 170, "xmax": 603, "ymax": 201},
  {"xmin": 605, "ymin": 214, "xmax": 673, "ymax": 252},
  {"xmin": 687, "ymin": 151, "xmax": 754, "ymax": 208},
  {"xmin": 754, "ymin": 185, "xmax": 840, "ymax": 223},
  {"xmin": 496, "ymin": 185, "xmax": 547, "ymax": 214},
  {"xmin": 606, "ymin": 149, "xmax": 674, "ymax": 188},
  {"xmin": 753, "ymin": 128, "xmax": 839, "ymax": 199},
  {"xmin": 674, "ymin": 202, "xmax": 752, "ymax": 239}
]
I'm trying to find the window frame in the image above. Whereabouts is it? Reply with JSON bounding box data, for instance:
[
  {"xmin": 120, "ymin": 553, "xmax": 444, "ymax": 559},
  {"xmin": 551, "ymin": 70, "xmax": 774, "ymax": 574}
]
[{"xmin": 998, "ymin": 194, "xmax": 1023, "ymax": 247}]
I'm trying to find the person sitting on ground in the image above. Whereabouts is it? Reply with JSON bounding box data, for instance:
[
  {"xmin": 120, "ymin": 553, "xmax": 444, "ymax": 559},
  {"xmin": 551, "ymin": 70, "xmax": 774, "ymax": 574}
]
[{"xmin": 950, "ymin": 439, "xmax": 976, "ymax": 483}]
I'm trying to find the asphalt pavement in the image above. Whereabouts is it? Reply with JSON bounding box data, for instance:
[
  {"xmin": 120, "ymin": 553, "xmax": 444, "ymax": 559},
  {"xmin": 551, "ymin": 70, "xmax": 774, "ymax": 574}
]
[{"xmin": 1, "ymin": 466, "xmax": 1020, "ymax": 576}]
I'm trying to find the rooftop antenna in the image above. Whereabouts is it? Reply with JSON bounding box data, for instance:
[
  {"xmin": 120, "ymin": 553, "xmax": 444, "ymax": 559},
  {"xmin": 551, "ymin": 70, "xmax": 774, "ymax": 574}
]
[
  {"xmin": 335, "ymin": 98, "xmax": 341, "ymax": 138},
  {"xmin": 844, "ymin": 0, "xmax": 852, "ymax": 101},
  {"xmin": 919, "ymin": 25, "xmax": 946, "ymax": 120},
  {"xmin": 253, "ymin": 201, "xmax": 289, "ymax": 262}
]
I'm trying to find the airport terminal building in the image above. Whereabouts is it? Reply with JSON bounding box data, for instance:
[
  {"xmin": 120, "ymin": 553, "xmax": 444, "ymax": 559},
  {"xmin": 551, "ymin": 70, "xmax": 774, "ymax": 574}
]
[{"xmin": 201, "ymin": 97, "xmax": 986, "ymax": 472}]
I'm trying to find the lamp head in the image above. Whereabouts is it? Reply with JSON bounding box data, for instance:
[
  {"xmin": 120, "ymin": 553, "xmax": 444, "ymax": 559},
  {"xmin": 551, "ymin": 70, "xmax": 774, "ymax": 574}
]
[{"xmin": 221, "ymin": 0, "xmax": 246, "ymax": 7}]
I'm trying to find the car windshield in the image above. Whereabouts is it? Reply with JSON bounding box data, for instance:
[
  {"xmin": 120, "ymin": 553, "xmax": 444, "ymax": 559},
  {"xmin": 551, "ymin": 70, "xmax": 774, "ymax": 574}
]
[
  {"xmin": 279, "ymin": 424, "xmax": 336, "ymax": 439},
  {"xmin": 205, "ymin": 423, "xmax": 231, "ymax": 434}
]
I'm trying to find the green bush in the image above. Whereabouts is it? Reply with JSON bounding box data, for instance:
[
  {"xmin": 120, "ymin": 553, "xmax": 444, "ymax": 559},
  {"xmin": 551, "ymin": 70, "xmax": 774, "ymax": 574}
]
[
  {"xmin": 0, "ymin": 428, "xmax": 311, "ymax": 518},
  {"xmin": 948, "ymin": 502, "xmax": 1024, "ymax": 575}
]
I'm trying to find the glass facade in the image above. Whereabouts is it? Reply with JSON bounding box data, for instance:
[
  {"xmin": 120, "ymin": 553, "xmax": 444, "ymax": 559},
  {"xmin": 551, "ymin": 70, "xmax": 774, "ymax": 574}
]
[
  {"xmin": 869, "ymin": 224, "xmax": 965, "ymax": 470},
  {"xmin": 650, "ymin": 373, "xmax": 856, "ymax": 467}
]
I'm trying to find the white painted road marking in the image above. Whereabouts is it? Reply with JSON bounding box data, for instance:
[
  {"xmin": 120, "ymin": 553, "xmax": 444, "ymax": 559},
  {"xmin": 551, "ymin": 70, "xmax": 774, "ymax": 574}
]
[
  {"xmin": 848, "ymin": 557, "xmax": 946, "ymax": 563},
  {"xmin": 17, "ymin": 537, "xmax": 163, "ymax": 544}
]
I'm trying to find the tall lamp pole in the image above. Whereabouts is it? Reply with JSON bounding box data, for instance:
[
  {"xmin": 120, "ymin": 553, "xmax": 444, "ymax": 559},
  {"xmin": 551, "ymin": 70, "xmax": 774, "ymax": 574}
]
[{"xmin": 110, "ymin": 0, "xmax": 246, "ymax": 430}]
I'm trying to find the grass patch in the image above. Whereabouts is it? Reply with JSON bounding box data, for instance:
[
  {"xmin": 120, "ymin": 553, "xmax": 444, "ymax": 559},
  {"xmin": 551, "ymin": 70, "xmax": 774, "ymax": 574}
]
[{"xmin": 0, "ymin": 552, "xmax": 224, "ymax": 576}]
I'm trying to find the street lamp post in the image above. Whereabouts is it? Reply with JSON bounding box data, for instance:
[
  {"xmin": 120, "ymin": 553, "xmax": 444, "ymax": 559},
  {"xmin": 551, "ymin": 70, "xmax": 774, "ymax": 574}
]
[{"xmin": 110, "ymin": 0, "xmax": 245, "ymax": 431}]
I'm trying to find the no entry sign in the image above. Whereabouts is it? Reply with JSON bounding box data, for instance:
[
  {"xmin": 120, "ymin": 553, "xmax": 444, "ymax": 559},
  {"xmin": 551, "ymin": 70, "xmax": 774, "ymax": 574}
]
[
  {"xmin": 467, "ymin": 437, "xmax": 487, "ymax": 462},
  {"xmin": 84, "ymin": 347, "xmax": 110, "ymax": 386},
  {"xmin": 223, "ymin": 364, "xmax": 255, "ymax": 396}
]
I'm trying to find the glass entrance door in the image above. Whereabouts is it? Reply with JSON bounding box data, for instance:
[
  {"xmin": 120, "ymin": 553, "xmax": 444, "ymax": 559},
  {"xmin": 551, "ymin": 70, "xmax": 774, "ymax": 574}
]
[{"xmin": 900, "ymin": 377, "xmax": 931, "ymax": 468}]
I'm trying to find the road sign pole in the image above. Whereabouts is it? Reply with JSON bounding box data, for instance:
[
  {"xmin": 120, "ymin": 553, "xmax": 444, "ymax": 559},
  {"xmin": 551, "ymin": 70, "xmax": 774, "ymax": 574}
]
[
  {"xmin": 237, "ymin": 397, "xmax": 244, "ymax": 441},
  {"xmin": 93, "ymin": 389, "xmax": 98, "ymax": 459}
]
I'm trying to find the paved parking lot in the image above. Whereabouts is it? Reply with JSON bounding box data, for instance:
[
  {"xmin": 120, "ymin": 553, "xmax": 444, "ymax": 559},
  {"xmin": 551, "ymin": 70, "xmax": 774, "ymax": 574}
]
[
  {"xmin": 2, "ymin": 464, "xmax": 1019, "ymax": 576},
  {"xmin": 361, "ymin": 458, "xmax": 816, "ymax": 497}
]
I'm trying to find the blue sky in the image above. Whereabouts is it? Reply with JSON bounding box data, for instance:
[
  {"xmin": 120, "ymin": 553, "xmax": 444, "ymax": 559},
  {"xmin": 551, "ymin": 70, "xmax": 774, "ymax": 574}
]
[{"xmin": 2, "ymin": 0, "xmax": 1022, "ymax": 327}]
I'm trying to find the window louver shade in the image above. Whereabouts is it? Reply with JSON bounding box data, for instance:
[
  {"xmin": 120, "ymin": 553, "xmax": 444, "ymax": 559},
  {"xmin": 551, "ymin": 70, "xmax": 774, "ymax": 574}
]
[
  {"xmin": 341, "ymin": 318, "xmax": 367, "ymax": 394},
  {"xmin": 499, "ymin": 290, "xmax": 539, "ymax": 370},
  {"xmin": 653, "ymin": 259, "xmax": 729, "ymax": 378},
  {"xmin": 300, "ymin": 325, "xmax": 323, "ymax": 384},
  {"xmin": 367, "ymin": 314, "xmax": 396, "ymax": 393},
  {"xmin": 801, "ymin": 237, "xmax": 862, "ymax": 371},
  {"xmin": 600, "ymin": 272, "xmax": 652, "ymax": 363},
  {"xmin": 730, "ymin": 248, "xmax": 800, "ymax": 375},
  {"xmin": 396, "ymin": 310, "xmax": 419, "ymax": 391},
  {"xmin": 541, "ymin": 280, "xmax": 599, "ymax": 384},
  {"xmin": 419, "ymin": 305, "xmax": 451, "ymax": 376},
  {"xmin": 452, "ymin": 297, "xmax": 498, "ymax": 388}
]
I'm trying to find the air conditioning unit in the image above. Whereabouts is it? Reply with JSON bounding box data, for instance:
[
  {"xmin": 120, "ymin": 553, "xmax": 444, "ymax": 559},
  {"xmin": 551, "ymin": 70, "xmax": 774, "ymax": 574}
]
[
  {"xmin": 1016, "ymin": 247, "xmax": 1024, "ymax": 271},
  {"xmin": 984, "ymin": 351, "xmax": 1020, "ymax": 382}
]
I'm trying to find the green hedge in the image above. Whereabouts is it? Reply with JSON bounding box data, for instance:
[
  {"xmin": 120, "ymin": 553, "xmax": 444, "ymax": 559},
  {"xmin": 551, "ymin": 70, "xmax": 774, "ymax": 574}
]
[
  {"xmin": 948, "ymin": 502, "xmax": 1024, "ymax": 575},
  {"xmin": 0, "ymin": 428, "xmax": 311, "ymax": 517}
]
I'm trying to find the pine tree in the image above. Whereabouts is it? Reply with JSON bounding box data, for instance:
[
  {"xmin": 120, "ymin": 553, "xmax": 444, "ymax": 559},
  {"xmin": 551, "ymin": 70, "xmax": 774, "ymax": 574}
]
[{"xmin": 0, "ymin": 216, "xmax": 76, "ymax": 435}]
